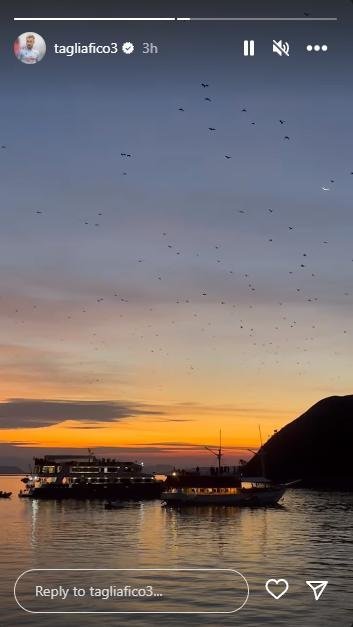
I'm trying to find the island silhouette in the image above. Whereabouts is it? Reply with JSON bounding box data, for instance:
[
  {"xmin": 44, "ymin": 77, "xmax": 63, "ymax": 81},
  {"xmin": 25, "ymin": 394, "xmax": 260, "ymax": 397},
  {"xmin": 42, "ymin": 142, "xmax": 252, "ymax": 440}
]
[{"xmin": 244, "ymin": 395, "xmax": 353, "ymax": 489}]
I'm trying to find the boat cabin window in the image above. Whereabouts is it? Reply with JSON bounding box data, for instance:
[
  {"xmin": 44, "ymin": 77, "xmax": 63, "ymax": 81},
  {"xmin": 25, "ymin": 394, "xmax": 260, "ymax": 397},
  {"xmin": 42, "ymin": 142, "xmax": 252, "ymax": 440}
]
[{"xmin": 42, "ymin": 465, "xmax": 55, "ymax": 474}]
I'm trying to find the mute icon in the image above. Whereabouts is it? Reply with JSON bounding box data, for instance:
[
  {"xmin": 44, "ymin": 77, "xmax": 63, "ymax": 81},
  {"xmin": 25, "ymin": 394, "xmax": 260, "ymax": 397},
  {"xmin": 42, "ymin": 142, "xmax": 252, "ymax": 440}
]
[{"xmin": 272, "ymin": 40, "xmax": 290, "ymax": 57}]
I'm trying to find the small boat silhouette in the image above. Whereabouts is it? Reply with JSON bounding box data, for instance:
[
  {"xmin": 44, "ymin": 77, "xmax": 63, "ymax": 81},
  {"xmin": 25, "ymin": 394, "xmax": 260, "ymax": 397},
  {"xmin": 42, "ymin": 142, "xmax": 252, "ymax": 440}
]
[
  {"xmin": 0, "ymin": 491, "xmax": 12, "ymax": 498},
  {"xmin": 104, "ymin": 500, "xmax": 127, "ymax": 510}
]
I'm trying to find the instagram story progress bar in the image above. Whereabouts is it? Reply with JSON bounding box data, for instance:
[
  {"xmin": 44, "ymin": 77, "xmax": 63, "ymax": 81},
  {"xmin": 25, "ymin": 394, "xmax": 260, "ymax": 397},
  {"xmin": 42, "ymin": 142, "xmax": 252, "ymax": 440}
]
[{"xmin": 13, "ymin": 16, "xmax": 338, "ymax": 22}]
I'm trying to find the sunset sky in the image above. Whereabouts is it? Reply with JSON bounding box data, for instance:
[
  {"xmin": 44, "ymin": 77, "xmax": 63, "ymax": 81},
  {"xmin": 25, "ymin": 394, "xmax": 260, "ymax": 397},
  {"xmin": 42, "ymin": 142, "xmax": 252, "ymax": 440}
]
[{"xmin": 0, "ymin": 0, "xmax": 352, "ymax": 467}]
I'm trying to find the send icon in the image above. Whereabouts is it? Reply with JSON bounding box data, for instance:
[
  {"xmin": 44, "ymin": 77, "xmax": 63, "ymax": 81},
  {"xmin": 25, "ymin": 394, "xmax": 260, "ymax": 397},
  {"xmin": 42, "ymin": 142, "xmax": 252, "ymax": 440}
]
[{"xmin": 306, "ymin": 581, "xmax": 328, "ymax": 601}]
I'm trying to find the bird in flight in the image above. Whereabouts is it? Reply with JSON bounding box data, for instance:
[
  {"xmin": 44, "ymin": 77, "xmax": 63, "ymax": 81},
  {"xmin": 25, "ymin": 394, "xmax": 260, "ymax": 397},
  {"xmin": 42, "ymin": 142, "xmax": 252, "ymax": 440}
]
[
  {"xmin": 201, "ymin": 83, "xmax": 209, "ymax": 88},
  {"xmin": 208, "ymin": 127, "xmax": 216, "ymax": 131},
  {"xmin": 225, "ymin": 155, "xmax": 231, "ymax": 159},
  {"xmin": 204, "ymin": 97, "xmax": 212, "ymax": 102}
]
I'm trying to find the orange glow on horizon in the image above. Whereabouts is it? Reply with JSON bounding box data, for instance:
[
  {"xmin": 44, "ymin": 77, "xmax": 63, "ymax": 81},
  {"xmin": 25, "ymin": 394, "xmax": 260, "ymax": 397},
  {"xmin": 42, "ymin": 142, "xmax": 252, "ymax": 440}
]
[{"xmin": 0, "ymin": 394, "xmax": 301, "ymax": 459}]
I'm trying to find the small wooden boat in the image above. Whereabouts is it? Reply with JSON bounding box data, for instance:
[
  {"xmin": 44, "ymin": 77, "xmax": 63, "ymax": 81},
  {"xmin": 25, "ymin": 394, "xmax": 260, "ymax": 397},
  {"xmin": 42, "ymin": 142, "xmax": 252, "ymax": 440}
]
[
  {"xmin": 161, "ymin": 475, "xmax": 288, "ymax": 507},
  {"xmin": 0, "ymin": 491, "xmax": 12, "ymax": 498},
  {"xmin": 18, "ymin": 490, "xmax": 31, "ymax": 498},
  {"xmin": 162, "ymin": 430, "xmax": 299, "ymax": 507}
]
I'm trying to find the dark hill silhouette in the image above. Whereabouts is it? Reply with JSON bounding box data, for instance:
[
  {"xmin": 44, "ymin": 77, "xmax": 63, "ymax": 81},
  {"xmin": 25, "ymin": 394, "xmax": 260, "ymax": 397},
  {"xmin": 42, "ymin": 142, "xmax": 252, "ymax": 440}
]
[{"xmin": 244, "ymin": 395, "xmax": 353, "ymax": 489}]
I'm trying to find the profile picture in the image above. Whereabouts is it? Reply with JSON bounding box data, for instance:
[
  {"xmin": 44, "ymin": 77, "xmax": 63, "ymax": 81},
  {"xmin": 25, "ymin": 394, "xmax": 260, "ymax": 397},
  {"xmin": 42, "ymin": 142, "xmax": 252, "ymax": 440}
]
[{"xmin": 14, "ymin": 32, "xmax": 46, "ymax": 64}]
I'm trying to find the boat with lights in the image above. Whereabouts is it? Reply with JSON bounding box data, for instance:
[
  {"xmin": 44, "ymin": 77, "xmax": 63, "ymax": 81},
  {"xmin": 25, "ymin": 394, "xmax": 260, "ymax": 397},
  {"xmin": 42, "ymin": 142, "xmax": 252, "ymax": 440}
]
[
  {"xmin": 161, "ymin": 431, "xmax": 292, "ymax": 506},
  {"xmin": 18, "ymin": 452, "xmax": 163, "ymax": 500}
]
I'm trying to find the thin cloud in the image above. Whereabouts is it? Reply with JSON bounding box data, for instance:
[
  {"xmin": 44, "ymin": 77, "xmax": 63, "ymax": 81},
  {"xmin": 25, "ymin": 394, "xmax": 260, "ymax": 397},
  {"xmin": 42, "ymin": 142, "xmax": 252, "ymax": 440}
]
[
  {"xmin": 0, "ymin": 398, "xmax": 163, "ymax": 429},
  {"xmin": 66, "ymin": 425, "xmax": 108, "ymax": 430},
  {"xmin": 154, "ymin": 418, "xmax": 194, "ymax": 423},
  {"xmin": 132, "ymin": 441, "xmax": 254, "ymax": 451}
]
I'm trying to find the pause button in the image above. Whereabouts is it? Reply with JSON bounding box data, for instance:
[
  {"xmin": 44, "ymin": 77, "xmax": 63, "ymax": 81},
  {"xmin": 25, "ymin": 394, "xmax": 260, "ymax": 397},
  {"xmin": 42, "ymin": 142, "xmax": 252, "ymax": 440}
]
[{"xmin": 244, "ymin": 40, "xmax": 255, "ymax": 56}]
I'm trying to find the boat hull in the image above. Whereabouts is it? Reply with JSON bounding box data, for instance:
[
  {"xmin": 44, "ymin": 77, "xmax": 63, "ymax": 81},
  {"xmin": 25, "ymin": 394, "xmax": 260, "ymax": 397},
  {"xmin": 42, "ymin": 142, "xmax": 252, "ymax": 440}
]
[
  {"xmin": 24, "ymin": 482, "xmax": 164, "ymax": 501},
  {"xmin": 162, "ymin": 487, "xmax": 285, "ymax": 507}
]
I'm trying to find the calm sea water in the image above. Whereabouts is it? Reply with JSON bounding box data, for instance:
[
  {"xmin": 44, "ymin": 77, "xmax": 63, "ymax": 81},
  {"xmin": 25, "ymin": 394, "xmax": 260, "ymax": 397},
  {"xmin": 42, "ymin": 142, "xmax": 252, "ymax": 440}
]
[{"xmin": 0, "ymin": 476, "xmax": 352, "ymax": 626}]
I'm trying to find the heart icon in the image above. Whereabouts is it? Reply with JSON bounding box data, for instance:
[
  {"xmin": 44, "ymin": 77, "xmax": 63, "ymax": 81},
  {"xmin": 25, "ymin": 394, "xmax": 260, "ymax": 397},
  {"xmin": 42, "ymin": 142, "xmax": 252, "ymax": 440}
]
[{"xmin": 265, "ymin": 578, "xmax": 289, "ymax": 599}]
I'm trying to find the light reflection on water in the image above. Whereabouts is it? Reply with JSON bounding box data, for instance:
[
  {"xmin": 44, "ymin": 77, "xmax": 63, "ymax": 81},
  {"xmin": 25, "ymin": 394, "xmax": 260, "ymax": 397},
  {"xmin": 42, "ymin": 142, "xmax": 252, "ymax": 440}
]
[{"xmin": 1, "ymin": 476, "xmax": 352, "ymax": 626}]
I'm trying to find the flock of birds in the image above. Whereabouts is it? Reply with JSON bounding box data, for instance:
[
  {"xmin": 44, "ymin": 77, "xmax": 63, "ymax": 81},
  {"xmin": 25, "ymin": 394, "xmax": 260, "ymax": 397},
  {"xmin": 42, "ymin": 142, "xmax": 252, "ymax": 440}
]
[
  {"xmin": 181, "ymin": 85, "xmax": 292, "ymax": 140},
  {"xmin": 2, "ymin": 78, "xmax": 353, "ymax": 392}
]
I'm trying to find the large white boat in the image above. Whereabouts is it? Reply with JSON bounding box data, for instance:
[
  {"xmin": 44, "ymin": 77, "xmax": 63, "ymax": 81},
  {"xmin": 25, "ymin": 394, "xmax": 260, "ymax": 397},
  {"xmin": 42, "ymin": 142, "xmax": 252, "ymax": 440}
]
[{"xmin": 18, "ymin": 453, "xmax": 163, "ymax": 500}]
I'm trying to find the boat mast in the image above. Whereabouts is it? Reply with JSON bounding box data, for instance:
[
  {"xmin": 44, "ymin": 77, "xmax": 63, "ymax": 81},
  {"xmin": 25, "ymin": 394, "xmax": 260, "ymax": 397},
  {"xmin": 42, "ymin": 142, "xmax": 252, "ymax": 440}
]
[
  {"xmin": 247, "ymin": 425, "xmax": 267, "ymax": 478},
  {"xmin": 205, "ymin": 429, "xmax": 223, "ymax": 472}
]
